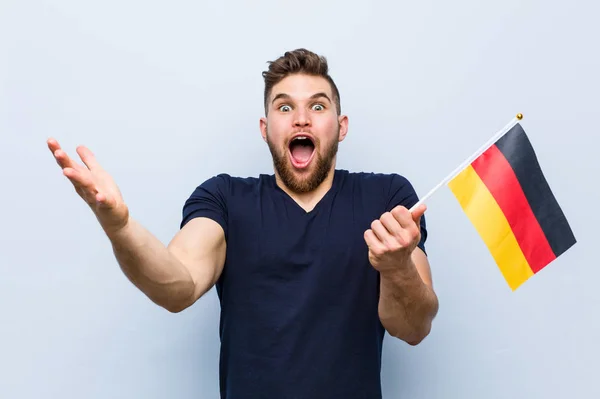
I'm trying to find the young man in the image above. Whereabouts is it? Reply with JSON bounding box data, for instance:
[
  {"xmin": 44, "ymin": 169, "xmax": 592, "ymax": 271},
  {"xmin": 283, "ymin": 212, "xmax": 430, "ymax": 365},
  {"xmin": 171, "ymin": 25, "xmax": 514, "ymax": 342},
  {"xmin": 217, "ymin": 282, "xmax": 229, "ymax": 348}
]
[{"xmin": 48, "ymin": 49, "xmax": 438, "ymax": 399}]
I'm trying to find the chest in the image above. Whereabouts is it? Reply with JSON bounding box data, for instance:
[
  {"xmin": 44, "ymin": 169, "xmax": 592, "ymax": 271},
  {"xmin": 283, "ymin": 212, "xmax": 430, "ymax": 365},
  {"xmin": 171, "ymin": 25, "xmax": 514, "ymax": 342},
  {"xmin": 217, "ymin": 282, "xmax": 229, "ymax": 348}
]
[{"xmin": 221, "ymin": 190, "xmax": 384, "ymax": 298}]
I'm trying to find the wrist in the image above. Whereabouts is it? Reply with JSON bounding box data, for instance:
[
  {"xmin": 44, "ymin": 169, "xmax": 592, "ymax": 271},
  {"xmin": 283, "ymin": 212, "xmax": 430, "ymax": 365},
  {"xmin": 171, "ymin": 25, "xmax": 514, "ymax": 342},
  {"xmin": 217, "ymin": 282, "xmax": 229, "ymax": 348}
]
[
  {"xmin": 380, "ymin": 256, "xmax": 415, "ymax": 278},
  {"xmin": 379, "ymin": 259, "xmax": 426, "ymax": 295},
  {"xmin": 104, "ymin": 215, "xmax": 132, "ymax": 241}
]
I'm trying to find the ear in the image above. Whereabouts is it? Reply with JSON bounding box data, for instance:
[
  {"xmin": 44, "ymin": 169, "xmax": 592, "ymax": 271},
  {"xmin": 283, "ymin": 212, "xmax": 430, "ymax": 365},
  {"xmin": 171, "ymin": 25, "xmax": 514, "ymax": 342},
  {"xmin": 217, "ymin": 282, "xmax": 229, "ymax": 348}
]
[
  {"xmin": 259, "ymin": 117, "xmax": 268, "ymax": 143},
  {"xmin": 337, "ymin": 115, "xmax": 349, "ymax": 142}
]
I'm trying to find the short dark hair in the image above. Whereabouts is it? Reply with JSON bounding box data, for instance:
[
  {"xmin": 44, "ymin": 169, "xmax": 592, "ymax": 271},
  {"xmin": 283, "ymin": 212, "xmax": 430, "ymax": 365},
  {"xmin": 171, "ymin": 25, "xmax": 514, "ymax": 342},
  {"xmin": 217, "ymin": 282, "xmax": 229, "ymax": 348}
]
[{"xmin": 262, "ymin": 48, "xmax": 341, "ymax": 115}]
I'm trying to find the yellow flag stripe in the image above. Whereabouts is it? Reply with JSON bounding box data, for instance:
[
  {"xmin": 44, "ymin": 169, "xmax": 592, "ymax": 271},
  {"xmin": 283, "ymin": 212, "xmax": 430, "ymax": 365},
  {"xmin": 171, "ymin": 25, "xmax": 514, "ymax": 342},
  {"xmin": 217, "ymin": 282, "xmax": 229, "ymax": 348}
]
[{"xmin": 448, "ymin": 165, "xmax": 534, "ymax": 290}]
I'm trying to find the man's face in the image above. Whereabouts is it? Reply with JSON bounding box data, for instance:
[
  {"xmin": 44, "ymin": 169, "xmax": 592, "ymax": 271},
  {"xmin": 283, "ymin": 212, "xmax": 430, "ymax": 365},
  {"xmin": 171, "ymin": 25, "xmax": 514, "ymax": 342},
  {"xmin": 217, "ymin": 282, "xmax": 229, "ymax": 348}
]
[{"xmin": 260, "ymin": 74, "xmax": 348, "ymax": 193}]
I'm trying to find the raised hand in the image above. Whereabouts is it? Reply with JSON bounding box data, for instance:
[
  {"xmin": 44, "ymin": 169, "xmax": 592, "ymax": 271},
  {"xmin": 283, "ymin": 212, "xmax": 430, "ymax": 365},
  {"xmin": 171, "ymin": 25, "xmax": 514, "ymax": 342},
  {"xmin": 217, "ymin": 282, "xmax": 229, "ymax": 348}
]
[
  {"xmin": 47, "ymin": 138, "xmax": 130, "ymax": 236},
  {"xmin": 363, "ymin": 203, "xmax": 427, "ymax": 274}
]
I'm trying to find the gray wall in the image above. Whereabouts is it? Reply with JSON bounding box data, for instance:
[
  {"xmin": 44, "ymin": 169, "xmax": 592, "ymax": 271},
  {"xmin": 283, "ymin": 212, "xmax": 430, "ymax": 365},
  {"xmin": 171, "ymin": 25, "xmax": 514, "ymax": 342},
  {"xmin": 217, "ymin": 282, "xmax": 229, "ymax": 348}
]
[{"xmin": 2, "ymin": 0, "xmax": 598, "ymax": 398}]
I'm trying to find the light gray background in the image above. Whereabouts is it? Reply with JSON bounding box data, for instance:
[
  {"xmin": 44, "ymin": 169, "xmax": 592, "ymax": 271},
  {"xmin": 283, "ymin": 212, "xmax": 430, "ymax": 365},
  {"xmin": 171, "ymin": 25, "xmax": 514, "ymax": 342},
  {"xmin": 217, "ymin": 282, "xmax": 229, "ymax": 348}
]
[{"xmin": 2, "ymin": 0, "xmax": 598, "ymax": 398}]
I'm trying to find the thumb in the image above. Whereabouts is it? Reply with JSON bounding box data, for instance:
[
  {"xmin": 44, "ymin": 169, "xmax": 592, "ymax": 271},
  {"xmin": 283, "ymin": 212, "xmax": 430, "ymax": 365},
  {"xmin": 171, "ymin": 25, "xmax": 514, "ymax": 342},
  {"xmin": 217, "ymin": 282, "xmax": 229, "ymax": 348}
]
[{"xmin": 411, "ymin": 203, "xmax": 427, "ymax": 226}]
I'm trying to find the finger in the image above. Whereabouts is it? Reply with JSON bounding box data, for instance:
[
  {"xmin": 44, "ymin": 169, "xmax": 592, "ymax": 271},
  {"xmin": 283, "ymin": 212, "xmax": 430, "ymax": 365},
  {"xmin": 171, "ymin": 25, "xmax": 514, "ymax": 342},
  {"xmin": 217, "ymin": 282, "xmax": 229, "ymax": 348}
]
[
  {"xmin": 381, "ymin": 216, "xmax": 413, "ymax": 248},
  {"xmin": 48, "ymin": 139, "xmax": 84, "ymax": 171},
  {"xmin": 47, "ymin": 138, "xmax": 61, "ymax": 154},
  {"xmin": 371, "ymin": 220, "xmax": 394, "ymax": 246},
  {"xmin": 380, "ymin": 212, "xmax": 403, "ymax": 238},
  {"xmin": 53, "ymin": 149, "xmax": 80, "ymax": 170},
  {"xmin": 364, "ymin": 229, "xmax": 385, "ymax": 252},
  {"xmin": 63, "ymin": 167, "xmax": 98, "ymax": 197},
  {"xmin": 411, "ymin": 203, "xmax": 427, "ymax": 225},
  {"xmin": 391, "ymin": 206, "xmax": 422, "ymax": 245},
  {"xmin": 76, "ymin": 146, "xmax": 101, "ymax": 170},
  {"xmin": 48, "ymin": 138, "xmax": 67, "ymax": 167},
  {"xmin": 391, "ymin": 206, "xmax": 417, "ymax": 229}
]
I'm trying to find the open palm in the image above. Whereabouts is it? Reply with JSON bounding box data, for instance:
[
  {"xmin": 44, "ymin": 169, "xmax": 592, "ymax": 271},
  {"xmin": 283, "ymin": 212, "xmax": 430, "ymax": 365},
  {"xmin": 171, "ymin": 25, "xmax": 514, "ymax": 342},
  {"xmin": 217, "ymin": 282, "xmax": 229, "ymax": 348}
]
[{"xmin": 47, "ymin": 138, "xmax": 129, "ymax": 235}]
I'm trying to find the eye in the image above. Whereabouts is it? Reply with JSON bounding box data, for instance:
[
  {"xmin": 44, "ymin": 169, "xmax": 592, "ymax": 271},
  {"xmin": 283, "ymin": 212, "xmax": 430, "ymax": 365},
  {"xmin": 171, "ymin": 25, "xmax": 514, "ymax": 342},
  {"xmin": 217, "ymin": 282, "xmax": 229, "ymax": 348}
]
[
  {"xmin": 278, "ymin": 105, "xmax": 292, "ymax": 112},
  {"xmin": 312, "ymin": 103, "xmax": 325, "ymax": 111}
]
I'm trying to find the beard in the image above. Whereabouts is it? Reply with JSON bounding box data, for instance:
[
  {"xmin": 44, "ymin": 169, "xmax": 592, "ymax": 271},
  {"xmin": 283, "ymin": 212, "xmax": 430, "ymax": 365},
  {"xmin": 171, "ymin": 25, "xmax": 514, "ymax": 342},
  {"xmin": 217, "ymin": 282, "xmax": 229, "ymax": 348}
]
[{"xmin": 266, "ymin": 127, "xmax": 339, "ymax": 194}]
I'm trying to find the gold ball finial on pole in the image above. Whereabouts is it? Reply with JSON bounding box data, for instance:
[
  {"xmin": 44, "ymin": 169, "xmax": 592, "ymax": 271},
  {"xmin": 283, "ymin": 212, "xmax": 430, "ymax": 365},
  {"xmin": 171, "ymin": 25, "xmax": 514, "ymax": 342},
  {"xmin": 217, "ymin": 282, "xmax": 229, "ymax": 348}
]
[{"xmin": 516, "ymin": 113, "xmax": 523, "ymax": 120}]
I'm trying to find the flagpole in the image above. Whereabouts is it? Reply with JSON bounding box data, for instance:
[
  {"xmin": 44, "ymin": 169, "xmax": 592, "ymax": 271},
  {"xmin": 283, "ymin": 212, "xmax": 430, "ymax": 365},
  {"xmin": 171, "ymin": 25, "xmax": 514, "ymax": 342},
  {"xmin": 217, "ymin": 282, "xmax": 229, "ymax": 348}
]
[{"xmin": 409, "ymin": 113, "xmax": 523, "ymax": 212}]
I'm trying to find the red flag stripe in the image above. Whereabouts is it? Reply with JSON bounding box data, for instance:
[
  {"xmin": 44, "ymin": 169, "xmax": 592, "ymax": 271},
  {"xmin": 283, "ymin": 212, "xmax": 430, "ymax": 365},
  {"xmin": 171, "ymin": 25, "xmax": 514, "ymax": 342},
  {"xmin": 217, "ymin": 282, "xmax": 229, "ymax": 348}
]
[{"xmin": 471, "ymin": 144, "xmax": 556, "ymax": 273}]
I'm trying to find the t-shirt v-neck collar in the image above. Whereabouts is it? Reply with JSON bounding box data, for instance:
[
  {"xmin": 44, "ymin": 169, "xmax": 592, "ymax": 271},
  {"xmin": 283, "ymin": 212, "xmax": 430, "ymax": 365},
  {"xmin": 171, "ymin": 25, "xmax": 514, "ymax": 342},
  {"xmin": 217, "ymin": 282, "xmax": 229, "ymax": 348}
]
[{"xmin": 270, "ymin": 169, "xmax": 342, "ymax": 215}]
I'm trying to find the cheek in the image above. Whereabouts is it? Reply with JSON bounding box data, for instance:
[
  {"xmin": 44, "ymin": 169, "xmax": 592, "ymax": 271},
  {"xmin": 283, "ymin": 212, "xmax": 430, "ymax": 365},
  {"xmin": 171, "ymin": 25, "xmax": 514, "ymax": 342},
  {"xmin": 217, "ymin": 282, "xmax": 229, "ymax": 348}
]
[
  {"xmin": 267, "ymin": 117, "xmax": 289, "ymax": 134},
  {"xmin": 318, "ymin": 118, "xmax": 340, "ymax": 138},
  {"xmin": 266, "ymin": 122, "xmax": 284, "ymax": 138},
  {"xmin": 266, "ymin": 126, "xmax": 289, "ymax": 150}
]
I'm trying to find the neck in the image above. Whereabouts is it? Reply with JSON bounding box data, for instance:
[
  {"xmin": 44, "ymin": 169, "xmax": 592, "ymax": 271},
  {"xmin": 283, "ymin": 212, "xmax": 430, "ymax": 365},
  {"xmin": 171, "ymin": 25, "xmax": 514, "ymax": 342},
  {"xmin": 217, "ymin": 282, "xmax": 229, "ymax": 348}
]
[{"xmin": 275, "ymin": 163, "xmax": 336, "ymax": 212}]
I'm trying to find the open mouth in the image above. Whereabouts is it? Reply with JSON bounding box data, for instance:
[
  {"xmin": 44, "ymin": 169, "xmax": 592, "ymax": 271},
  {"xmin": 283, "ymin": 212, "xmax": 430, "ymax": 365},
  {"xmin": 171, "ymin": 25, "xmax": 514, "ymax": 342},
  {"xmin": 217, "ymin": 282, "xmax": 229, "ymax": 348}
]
[{"xmin": 288, "ymin": 135, "xmax": 316, "ymax": 169}]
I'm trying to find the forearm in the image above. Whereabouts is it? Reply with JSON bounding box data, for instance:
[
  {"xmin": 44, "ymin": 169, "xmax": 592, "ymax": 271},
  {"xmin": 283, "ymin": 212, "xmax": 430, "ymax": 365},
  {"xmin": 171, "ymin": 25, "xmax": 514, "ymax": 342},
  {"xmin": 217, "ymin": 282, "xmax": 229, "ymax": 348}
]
[
  {"xmin": 378, "ymin": 259, "xmax": 438, "ymax": 345},
  {"xmin": 106, "ymin": 217, "xmax": 195, "ymax": 312}
]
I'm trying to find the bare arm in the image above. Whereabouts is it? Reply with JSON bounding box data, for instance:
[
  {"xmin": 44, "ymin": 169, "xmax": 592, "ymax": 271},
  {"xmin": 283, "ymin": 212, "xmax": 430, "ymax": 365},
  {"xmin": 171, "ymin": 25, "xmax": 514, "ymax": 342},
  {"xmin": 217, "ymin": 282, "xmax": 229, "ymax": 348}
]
[
  {"xmin": 378, "ymin": 247, "xmax": 438, "ymax": 345},
  {"xmin": 48, "ymin": 138, "xmax": 225, "ymax": 313},
  {"xmin": 364, "ymin": 203, "xmax": 438, "ymax": 345},
  {"xmin": 107, "ymin": 216, "xmax": 225, "ymax": 313}
]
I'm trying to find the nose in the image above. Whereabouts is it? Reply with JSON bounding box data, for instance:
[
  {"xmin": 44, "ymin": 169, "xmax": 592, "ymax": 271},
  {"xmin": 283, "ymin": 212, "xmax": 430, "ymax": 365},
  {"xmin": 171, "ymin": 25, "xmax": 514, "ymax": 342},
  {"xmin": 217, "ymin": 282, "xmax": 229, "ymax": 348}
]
[{"xmin": 293, "ymin": 110, "xmax": 311, "ymax": 128}]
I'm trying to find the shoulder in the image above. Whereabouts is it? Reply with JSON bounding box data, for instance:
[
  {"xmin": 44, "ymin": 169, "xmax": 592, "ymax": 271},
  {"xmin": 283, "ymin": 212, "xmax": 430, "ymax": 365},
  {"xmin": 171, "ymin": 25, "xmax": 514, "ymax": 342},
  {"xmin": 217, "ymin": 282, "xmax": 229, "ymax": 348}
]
[
  {"xmin": 180, "ymin": 173, "xmax": 267, "ymax": 231},
  {"xmin": 340, "ymin": 170, "xmax": 420, "ymax": 209},
  {"xmin": 342, "ymin": 170, "xmax": 416, "ymax": 194},
  {"xmin": 185, "ymin": 173, "xmax": 272, "ymax": 202},
  {"xmin": 188, "ymin": 173, "xmax": 267, "ymax": 196}
]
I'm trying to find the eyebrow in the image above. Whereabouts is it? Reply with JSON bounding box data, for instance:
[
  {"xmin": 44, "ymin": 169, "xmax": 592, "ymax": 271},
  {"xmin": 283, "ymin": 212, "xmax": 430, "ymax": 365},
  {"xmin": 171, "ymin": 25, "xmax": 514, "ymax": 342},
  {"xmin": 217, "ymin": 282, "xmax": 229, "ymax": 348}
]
[{"xmin": 271, "ymin": 92, "xmax": 332, "ymax": 105}]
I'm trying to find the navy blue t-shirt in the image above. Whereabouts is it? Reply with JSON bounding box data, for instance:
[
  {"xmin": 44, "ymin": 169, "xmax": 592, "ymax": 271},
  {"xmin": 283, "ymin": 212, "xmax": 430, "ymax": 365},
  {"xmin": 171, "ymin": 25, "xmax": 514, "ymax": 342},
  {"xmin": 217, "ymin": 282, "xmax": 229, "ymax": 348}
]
[{"xmin": 180, "ymin": 169, "xmax": 427, "ymax": 399}]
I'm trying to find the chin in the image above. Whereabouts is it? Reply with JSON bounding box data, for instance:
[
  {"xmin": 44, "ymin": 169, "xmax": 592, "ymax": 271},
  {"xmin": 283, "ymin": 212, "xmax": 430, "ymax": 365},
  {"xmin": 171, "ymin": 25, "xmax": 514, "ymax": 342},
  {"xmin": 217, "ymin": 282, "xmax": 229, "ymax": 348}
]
[
  {"xmin": 268, "ymin": 132, "xmax": 338, "ymax": 194},
  {"xmin": 278, "ymin": 152, "xmax": 336, "ymax": 194}
]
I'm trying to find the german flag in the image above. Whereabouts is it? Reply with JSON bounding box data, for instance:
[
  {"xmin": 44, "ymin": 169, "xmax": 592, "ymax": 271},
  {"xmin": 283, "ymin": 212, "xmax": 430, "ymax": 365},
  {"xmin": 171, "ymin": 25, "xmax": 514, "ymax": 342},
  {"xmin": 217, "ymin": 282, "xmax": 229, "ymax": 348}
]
[{"xmin": 448, "ymin": 123, "xmax": 576, "ymax": 290}]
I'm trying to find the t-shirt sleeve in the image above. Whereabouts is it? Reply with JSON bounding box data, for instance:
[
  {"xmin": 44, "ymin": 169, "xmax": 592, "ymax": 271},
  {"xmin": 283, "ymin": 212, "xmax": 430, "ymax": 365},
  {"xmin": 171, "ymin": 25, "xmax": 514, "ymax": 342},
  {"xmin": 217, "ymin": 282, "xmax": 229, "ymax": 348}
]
[
  {"xmin": 180, "ymin": 174, "xmax": 229, "ymax": 239},
  {"xmin": 385, "ymin": 174, "xmax": 427, "ymax": 255}
]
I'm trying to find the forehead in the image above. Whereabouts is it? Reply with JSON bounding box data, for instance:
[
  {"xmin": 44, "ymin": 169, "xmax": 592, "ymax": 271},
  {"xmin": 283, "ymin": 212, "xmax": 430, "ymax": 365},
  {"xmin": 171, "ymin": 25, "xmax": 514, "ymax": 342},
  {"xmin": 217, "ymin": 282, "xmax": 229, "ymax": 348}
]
[{"xmin": 270, "ymin": 74, "xmax": 333, "ymax": 101}]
